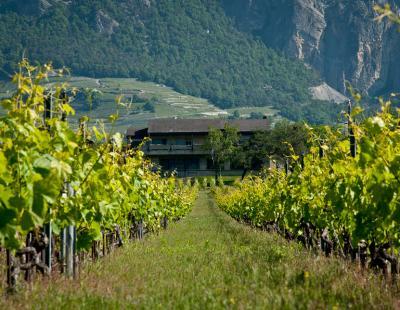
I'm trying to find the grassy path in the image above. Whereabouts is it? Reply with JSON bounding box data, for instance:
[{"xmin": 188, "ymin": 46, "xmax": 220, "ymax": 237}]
[{"xmin": 2, "ymin": 192, "xmax": 397, "ymax": 309}]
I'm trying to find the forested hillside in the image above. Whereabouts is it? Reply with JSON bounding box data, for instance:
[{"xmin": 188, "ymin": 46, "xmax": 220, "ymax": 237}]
[{"xmin": 0, "ymin": 0, "xmax": 341, "ymax": 124}]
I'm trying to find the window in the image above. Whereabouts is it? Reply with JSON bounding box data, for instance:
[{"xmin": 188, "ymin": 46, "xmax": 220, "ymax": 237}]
[
  {"xmin": 159, "ymin": 158, "xmax": 199, "ymax": 171},
  {"xmin": 186, "ymin": 158, "xmax": 199, "ymax": 170},
  {"xmin": 152, "ymin": 139, "xmax": 167, "ymax": 145},
  {"xmin": 175, "ymin": 139, "xmax": 192, "ymax": 146}
]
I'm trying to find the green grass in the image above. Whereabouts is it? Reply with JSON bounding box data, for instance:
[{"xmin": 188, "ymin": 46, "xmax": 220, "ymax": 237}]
[
  {"xmin": 1, "ymin": 192, "xmax": 397, "ymax": 309},
  {"xmin": 0, "ymin": 77, "xmax": 282, "ymax": 133}
]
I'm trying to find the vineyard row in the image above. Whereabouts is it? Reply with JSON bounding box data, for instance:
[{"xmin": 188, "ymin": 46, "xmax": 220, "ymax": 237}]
[
  {"xmin": 214, "ymin": 100, "xmax": 400, "ymax": 279},
  {"xmin": 0, "ymin": 61, "xmax": 198, "ymax": 291}
]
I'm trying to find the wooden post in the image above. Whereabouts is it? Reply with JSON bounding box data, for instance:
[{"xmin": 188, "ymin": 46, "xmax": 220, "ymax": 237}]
[
  {"xmin": 102, "ymin": 231, "xmax": 106, "ymax": 256},
  {"xmin": 348, "ymin": 100, "xmax": 357, "ymax": 158},
  {"xmin": 73, "ymin": 226, "xmax": 77, "ymax": 279},
  {"xmin": 60, "ymin": 227, "xmax": 66, "ymax": 274},
  {"xmin": 319, "ymin": 144, "xmax": 324, "ymax": 159},
  {"xmin": 79, "ymin": 118, "xmax": 87, "ymax": 142},
  {"xmin": 60, "ymin": 89, "xmax": 68, "ymax": 122},
  {"xmin": 284, "ymin": 158, "xmax": 289, "ymax": 175},
  {"xmin": 6, "ymin": 249, "xmax": 12, "ymax": 289},
  {"xmin": 91, "ymin": 242, "xmax": 97, "ymax": 262},
  {"xmin": 25, "ymin": 232, "xmax": 33, "ymax": 282},
  {"xmin": 43, "ymin": 92, "xmax": 53, "ymax": 129},
  {"xmin": 44, "ymin": 223, "xmax": 52, "ymax": 273},
  {"xmin": 162, "ymin": 217, "xmax": 168, "ymax": 230},
  {"xmin": 42, "ymin": 93, "xmax": 53, "ymax": 274}
]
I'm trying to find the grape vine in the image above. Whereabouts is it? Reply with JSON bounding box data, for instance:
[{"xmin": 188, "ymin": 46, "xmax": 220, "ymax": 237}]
[
  {"xmin": 0, "ymin": 60, "xmax": 198, "ymax": 252},
  {"xmin": 214, "ymin": 100, "xmax": 400, "ymax": 276}
]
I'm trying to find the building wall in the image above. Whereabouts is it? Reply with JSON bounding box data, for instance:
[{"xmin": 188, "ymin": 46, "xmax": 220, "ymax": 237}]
[
  {"xmin": 140, "ymin": 132, "xmax": 259, "ymax": 176},
  {"xmin": 199, "ymin": 157, "xmax": 207, "ymax": 170},
  {"xmin": 150, "ymin": 134, "xmax": 207, "ymax": 146}
]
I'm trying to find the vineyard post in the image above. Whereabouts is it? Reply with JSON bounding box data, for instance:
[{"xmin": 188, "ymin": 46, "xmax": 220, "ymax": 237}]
[
  {"xmin": 43, "ymin": 93, "xmax": 53, "ymax": 127},
  {"xmin": 25, "ymin": 232, "xmax": 33, "ymax": 282},
  {"xmin": 60, "ymin": 94, "xmax": 68, "ymax": 274},
  {"xmin": 6, "ymin": 249, "xmax": 13, "ymax": 290},
  {"xmin": 64, "ymin": 225, "xmax": 76, "ymax": 278},
  {"xmin": 44, "ymin": 224, "xmax": 52, "ymax": 272},
  {"xmin": 348, "ymin": 100, "xmax": 357, "ymax": 158},
  {"xmin": 69, "ymin": 184, "xmax": 77, "ymax": 278},
  {"xmin": 319, "ymin": 142, "xmax": 324, "ymax": 158},
  {"xmin": 61, "ymin": 228, "xmax": 66, "ymax": 273},
  {"xmin": 60, "ymin": 89, "xmax": 68, "ymax": 122},
  {"xmin": 63, "ymin": 183, "xmax": 76, "ymax": 278},
  {"xmin": 80, "ymin": 118, "xmax": 87, "ymax": 142},
  {"xmin": 102, "ymin": 231, "xmax": 106, "ymax": 256},
  {"xmin": 138, "ymin": 219, "xmax": 144, "ymax": 240},
  {"xmin": 91, "ymin": 241, "xmax": 97, "ymax": 261},
  {"xmin": 43, "ymin": 92, "xmax": 53, "ymax": 273},
  {"xmin": 162, "ymin": 216, "xmax": 168, "ymax": 230},
  {"xmin": 284, "ymin": 158, "xmax": 289, "ymax": 175},
  {"xmin": 73, "ymin": 226, "xmax": 77, "ymax": 279}
]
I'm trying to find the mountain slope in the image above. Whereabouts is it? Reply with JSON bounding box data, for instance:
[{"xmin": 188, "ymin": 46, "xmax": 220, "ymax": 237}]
[
  {"xmin": 0, "ymin": 0, "xmax": 342, "ymax": 124},
  {"xmin": 222, "ymin": 0, "xmax": 400, "ymax": 97}
]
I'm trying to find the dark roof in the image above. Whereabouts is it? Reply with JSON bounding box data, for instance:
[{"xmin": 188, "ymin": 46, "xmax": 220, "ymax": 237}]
[
  {"xmin": 126, "ymin": 127, "xmax": 137, "ymax": 136},
  {"xmin": 147, "ymin": 118, "xmax": 269, "ymax": 134},
  {"xmin": 126, "ymin": 127, "xmax": 148, "ymax": 138}
]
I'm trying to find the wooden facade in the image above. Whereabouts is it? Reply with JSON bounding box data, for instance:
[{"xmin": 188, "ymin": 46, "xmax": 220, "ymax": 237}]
[{"xmin": 126, "ymin": 119, "xmax": 269, "ymax": 177}]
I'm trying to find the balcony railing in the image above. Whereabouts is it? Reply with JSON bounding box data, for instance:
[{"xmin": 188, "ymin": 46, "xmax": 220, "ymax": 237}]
[
  {"xmin": 145, "ymin": 144, "xmax": 207, "ymax": 154},
  {"xmin": 148, "ymin": 144, "xmax": 171, "ymax": 151}
]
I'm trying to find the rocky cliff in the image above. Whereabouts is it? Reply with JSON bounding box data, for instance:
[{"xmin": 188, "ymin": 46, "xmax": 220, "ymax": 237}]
[{"xmin": 222, "ymin": 0, "xmax": 400, "ymax": 96}]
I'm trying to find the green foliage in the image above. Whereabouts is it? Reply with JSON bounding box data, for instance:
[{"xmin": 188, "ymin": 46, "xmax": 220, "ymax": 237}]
[
  {"xmin": 1, "ymin": 192, "xmax": 395, "ymax": 308},
  {"xmin": 143, "ymin": 101, "xmax": 155, "ymax": 113},
  {"xmin": 0, "ymin": 0, "xmax": 330, "ymax": 123},
  {"xmin": 229, "ymin": 110, "xmax": 241, "ymax": 119},
  {"xmin": 0, "ymin": 60, "xmax": 198, "ymax": 251},
  {"xmin": 279, "ymin": 100, "xmax": 343, "ymax": 125},
  {"xmin": 215, "ymin": 100, "xmax": 400, "ymax": 249},
  {"xmin": 248, "ymin": 112, "xmax": 264, "ymax": 119},
  {"xmin": 374, "ymin": 3, "xmax": 400, "ymax": 25},
  {"xmin": 204, "ymin": 124, "xmax": 239, "ymax": 177},
  {"xmin": 235, "ymin": 121, "xmax": 309, "ymax": 171}
]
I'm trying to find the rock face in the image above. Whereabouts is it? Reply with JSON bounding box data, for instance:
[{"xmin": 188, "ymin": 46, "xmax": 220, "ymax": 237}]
[
  {"xmin": 96, "ymin": 10, "xmax": 120, "ymax": 35},
  {"xmin": 310, "ymin": 83, "xmax": 348, "ymax": 103},
  {"xmin": 222, "ymin": 0, "xmax": 400, "ymax": 96}
]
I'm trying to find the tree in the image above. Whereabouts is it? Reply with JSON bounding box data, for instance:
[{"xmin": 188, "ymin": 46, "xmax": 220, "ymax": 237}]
[
  {"xmin": 268, "ymin": 121, "xmax": 309, "ymax": 159},
  {"xmin": 248, "ymin": 112, "xmax": 264, "ymax": 119},
  {"xmin": 229, "ymin": 110, "xmax": 240, "ymax": 119},
  {"xmin": 235, "ymin": 121, "xmax": 310, "ymax": 179},
  {"xmin": 204, "ymin": 124, "xmax": 239, "ymax": 181},
  {"xmin": 143, "ymin": 101, "xmax": 155, "ymax": 113}
]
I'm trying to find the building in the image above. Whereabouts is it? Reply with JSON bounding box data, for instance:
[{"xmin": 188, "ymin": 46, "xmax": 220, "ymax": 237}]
[{"xmin": 126, "ymin": 118, "xmax": 269, "ymax": 177}]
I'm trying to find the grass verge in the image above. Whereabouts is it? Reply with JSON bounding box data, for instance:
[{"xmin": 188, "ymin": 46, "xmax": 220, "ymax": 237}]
[{"xmin": 0, "ymin": 192, "xmax": 398, "ymax": 309}]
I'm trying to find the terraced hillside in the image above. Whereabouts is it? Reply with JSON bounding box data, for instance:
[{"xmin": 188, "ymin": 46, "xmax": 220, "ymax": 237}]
[{"xmin": 1, "ymin": 76, "xmax": 280, "ymax": 133}]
